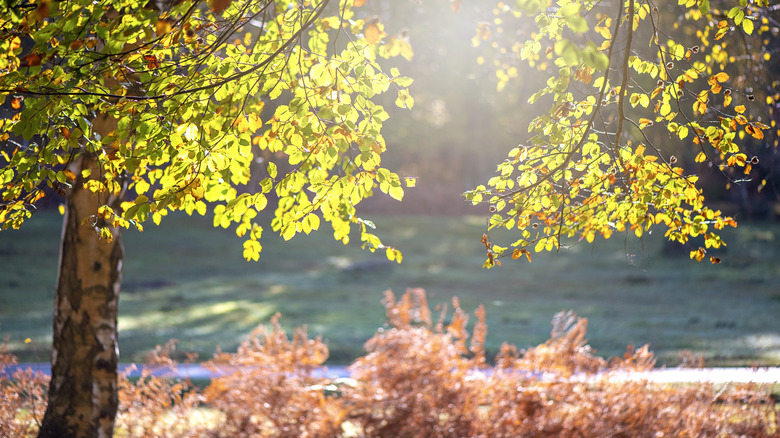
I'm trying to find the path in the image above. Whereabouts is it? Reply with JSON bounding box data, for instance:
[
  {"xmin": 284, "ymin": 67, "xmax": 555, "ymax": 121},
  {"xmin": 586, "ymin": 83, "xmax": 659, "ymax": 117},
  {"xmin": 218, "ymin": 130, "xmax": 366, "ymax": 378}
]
[{"xmin": 3, "ymin": 363, "xmax": 779, "ymax": 384}]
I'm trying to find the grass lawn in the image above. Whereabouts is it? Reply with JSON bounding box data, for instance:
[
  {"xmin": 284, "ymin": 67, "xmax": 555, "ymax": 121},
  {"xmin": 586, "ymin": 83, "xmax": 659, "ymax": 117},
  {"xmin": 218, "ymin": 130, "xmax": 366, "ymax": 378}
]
[{"xmin": 1, "ymin": 210, "xmax": 779, "ymax": 366}]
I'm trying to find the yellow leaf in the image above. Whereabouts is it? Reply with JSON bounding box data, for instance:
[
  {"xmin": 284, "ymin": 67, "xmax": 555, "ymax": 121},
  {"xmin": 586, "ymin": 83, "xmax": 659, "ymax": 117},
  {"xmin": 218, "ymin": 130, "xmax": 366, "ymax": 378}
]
[
  {"xmin": 713, "ymin": 72, "xmax": 729, "ymax": 83},
  {"xmin": 395, "ymin": 89, "xmax": 414, "ymax": 109},
  {"xmin": 388, "ymin": 185, "xmax": 404, "ymax": 201},
  {"xmin": 734, "ymin": 105, "xmax": 746, "ymax": 114},
  {"xmin": 742, "ymin": 19, "xmax": 754, "ymax": 35},
  {"xmin": 155, "ymin": 20, "xmax": 172, "ymax": 37},
  {"xmin": 693, "ymin": 99, "xmax": 707, "ymax": 115},
  {"xmin": 689, "ymin": 248, "xmax": 706, "ymax": 262},
  {"xmin": 248, "ymin": 112, "xmax": 263, "ymax": 131},
  {"xmin": 684, "ymin": 186, "xmax": 698, "ymax": 200},
  {"xmin": 639, "ymin": 118, "xmax": 653, "ymax": 129}
]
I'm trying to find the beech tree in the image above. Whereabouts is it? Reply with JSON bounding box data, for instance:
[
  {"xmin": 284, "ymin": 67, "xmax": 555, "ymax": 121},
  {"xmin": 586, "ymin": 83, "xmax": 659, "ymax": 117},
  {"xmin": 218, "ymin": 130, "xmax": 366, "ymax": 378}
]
[
  {"xmin": 0, "ymin": 0, "xmax": 411, "ymax": 436},
  {"xmin": 466, "ymin": 0, "xmax": 778, "ymax": 267}
]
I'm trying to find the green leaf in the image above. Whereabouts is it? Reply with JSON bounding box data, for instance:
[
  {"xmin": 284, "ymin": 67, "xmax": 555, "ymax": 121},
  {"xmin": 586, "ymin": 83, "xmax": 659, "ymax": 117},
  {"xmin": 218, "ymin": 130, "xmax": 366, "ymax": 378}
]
[
  {"xmin": 554, "ymin": 39, "xmax": 580, "ymax": 66},
  {"xmin": 698, "ymin": 0, "xmax": 710, "ymax": 14}
]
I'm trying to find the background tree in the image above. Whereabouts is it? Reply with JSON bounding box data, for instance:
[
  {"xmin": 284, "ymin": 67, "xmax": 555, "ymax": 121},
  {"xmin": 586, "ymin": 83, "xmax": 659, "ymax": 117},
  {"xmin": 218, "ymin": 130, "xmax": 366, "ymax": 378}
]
[
  {"xmin": 465, "ymin": 0, "xmax": 779, "ymax": 267},
  {"xmin": 0, "ymin": 0, "xmax": 411, "ymax": 436}
]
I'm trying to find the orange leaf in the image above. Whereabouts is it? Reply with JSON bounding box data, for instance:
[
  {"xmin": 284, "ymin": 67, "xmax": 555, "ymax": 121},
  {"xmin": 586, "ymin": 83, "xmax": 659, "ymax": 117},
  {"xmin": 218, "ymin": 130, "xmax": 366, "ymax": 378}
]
[
  {"xmin": 60, "ymin": 126, "xmax": 71, "ymax": 139},
  {"xmin": 746, "ymin": 124, "xmax": 764, "ymax": 140},
  {"xmin": 364, "ymin": 21, "xmax": 383, "ymax": 44},
  {"xmin": 354, "ymin": 0, "xmax": 366, "ymax": 6},
  {"xmin": 63, "ymin": 169, "xmax": 76, "ymax": 181},
  {"xmin": 211, "ymin": 0, "xmax": 231, "ymax": 14},
  {"xmin": 21, "ymin": 53, "xmax": 43, "ymax": 67},
  {"xmin": 143, "ymin": 54, "xmax": 159, "ymax": 69},
  {"xmin": 710, "ymin": 82, "xmax": 722, "ymax": 94},
  {"xmin": 11, "ymin": 98, "xmax": 21, "ymax": 110},
  {"xmin": 35, "ymin": 0, "xmax": 50, "ymax": 20}
]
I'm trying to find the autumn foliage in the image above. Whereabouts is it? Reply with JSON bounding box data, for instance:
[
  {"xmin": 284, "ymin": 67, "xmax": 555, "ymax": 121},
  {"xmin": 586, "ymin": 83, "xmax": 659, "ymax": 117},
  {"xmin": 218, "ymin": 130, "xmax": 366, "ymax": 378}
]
[{"xmin": 2, "ymin": 289, "xmax": 777, "ymax": 437}]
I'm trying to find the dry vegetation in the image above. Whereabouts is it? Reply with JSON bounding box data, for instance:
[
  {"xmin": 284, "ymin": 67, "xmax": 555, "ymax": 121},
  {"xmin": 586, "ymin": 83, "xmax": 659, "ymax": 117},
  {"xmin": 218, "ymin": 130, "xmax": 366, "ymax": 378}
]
[{"xmin": 2, "ymin": 289, "xmax": 778, "ymax": 437}]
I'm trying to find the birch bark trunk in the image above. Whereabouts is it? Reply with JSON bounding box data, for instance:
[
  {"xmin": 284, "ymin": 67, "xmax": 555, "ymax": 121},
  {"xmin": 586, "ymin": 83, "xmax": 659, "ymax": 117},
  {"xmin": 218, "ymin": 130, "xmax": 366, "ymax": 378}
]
[{"xmin": 38, "ymin": 114, "xmax": 124, "ymax": 438}]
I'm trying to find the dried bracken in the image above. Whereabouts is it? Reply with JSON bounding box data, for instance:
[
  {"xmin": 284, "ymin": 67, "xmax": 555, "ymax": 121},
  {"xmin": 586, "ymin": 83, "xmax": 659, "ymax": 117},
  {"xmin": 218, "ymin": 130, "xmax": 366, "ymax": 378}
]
[
  {"xmin": 0, "ymin": 340, "xmax": 47, "ymax": 437},
  {"xmin": 202, "ymin": 314, "xmax": 343, "ymax": 437},
  {"xmin": 116, "ymin": 340, "xmax": 207, "ymax": 437},
  {"xmin": 1, "ymin": 289, "xmax": 777, "ymax": 437}
]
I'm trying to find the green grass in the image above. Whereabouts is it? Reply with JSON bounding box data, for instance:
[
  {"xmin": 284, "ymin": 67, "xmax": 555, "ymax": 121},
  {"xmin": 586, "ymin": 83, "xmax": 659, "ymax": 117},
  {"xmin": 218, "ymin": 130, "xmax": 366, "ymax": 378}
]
[{"xmin": 1, "ymin": 210, "xmax": 779, "ymax": 366}]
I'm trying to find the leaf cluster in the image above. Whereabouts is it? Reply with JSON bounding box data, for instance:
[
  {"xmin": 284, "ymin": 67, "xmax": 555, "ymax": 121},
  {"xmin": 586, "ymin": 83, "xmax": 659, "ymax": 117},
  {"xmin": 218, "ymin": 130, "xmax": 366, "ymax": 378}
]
[
  {"xmin": 466, "ymin": 0, "xmax": 778, "ymax": 267},
  {"xmin": 0, "ymin": 0, "xmax": 412, "ymax": 261}
]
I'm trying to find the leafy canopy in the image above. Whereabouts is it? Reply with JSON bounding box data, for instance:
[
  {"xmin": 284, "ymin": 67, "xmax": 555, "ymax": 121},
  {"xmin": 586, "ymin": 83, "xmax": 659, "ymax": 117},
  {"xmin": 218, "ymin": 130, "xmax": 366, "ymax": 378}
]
[
  {"xmin": 0, "ymin": 0, "xmax": 413, "ymax": 262},
  {"xmin": 467, "ymin": 0, "xmax": 775, "ymax": 267}
]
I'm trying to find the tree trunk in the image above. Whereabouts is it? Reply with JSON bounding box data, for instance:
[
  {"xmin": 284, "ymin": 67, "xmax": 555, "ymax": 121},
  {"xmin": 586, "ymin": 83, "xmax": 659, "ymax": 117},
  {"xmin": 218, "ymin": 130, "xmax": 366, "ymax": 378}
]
[{"xmin": 39, "ymin": 118, "xmax": 124, "ymax": 437}]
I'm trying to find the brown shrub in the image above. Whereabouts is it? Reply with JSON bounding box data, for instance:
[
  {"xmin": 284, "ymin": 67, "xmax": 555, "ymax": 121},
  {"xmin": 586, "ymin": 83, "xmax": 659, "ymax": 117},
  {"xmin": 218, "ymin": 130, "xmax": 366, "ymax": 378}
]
[
  {"xmin": 343, "ymin": 289, "xmax": 487, "ymax": 437},
  {"xmin": 202, "ymin": 314, "xmax": 344, "ymax": 437},
  {"xmin": 1, "ymin": 289, "xmax": 777, "ymax": 437},
  {"xmin": 116, "ymin": 340, "xmax": 207, "ymax": 438}
]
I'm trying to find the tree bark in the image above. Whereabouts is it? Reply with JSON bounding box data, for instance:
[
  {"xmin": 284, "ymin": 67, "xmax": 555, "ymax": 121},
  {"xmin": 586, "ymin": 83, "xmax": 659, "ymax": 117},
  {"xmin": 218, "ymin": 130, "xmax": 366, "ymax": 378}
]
[{"xmin": 39, "ymin": 118, "xmax": 124, "ymax": 438}]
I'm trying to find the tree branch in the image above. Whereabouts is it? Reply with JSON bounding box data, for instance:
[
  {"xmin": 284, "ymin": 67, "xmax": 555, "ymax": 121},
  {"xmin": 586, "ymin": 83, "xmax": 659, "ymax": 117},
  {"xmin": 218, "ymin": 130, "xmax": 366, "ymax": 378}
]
[{"xmin": 0, "ymin": 0, "xmax": 330, "ymax": 102}]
